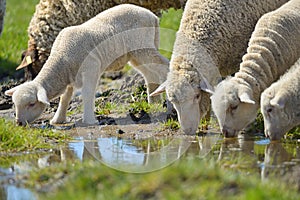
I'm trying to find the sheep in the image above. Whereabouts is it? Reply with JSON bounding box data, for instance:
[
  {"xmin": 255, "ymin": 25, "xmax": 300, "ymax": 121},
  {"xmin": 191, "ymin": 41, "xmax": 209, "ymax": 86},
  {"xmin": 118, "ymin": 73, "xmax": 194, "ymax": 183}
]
[
  {"xmin": 17, "ymin": 0, "xmax": 187, "ymax": 80},
  {"xmin": 151, "ymin": 0, "xmax": 290, "ymax": 135},
  {"xmin": 261, "ymin": 58, "xmax": 300, "ymax": 140},
  {"xmin": 210, "ymin": 0, "xmax": 300, "ymax": 138},
  {"xmin": 0, "ymin": 0, "xmax": 5, "ymax": 35},
  {"xmin": 5, "ymin": 4, "xmax": 169, "ymax": 126}
]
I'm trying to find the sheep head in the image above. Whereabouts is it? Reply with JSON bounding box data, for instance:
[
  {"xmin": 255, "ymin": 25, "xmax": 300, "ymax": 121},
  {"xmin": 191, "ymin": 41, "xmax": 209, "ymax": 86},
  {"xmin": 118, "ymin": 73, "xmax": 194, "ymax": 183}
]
[
  {"xmin": 5, "ymin": 82, "xmax": 50, "ymax": 125},
  {"xmin": 151, "ymin": 70, "xmax": 211, "ymax": 135},
  {"xmin": 211, "ymin": 77, "xmax": 258, "ymax": 137},
  {"xmin": 261, "ymin": 89, "xmax": 298, "ymax": 140}
]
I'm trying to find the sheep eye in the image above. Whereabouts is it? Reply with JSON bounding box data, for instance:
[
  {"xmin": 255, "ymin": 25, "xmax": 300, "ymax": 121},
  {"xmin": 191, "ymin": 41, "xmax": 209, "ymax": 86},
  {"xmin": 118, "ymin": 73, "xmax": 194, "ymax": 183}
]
[
  {"xmin": 267, "ymin": 108, "xmax": 272, "ymax": 113},
  {"xmin": 28, "ymin": 103, "xmax": 35, "ymax": 107},
  {"xmin": 195, "ymin": 94, "xmax": 200, "ymax": 100},
  {"xmin": 230, "ymin": 105, "xmax": 238, "ymax": 110}
]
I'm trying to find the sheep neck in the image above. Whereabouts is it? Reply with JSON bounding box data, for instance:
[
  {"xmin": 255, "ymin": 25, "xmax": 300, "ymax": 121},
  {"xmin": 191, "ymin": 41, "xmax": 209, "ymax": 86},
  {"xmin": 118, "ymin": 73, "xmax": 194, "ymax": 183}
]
[
  {"xmin": 233, "ymin": 64, "xmax": 265, "ymax": 103},
  {"xmin": 34, "ymin": 58, "xmax": 71, "ymax": 100}
]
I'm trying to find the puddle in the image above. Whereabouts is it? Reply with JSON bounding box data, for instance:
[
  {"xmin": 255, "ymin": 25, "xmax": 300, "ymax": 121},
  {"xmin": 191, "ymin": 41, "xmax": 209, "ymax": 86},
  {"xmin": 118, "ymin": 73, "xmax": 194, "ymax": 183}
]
[
  {"xmin": 0, "ymin": 185, "xmax": 37, "ymax": 200},
  {"xmin": 0, "ymin": 155, "xmax": 39, "ymax": 200},
  {"xmin": 1, "ymin": 127, "xmax": 300, "ymax": 199}
]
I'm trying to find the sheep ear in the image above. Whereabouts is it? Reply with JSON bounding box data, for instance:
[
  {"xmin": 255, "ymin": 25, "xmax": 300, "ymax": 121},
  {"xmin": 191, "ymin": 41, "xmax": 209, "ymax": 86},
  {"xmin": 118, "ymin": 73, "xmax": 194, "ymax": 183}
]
[
  {"xmin": 150, "ymin": 81, "xmax": 167, "ymax": 96},
  {"xmin": 5, "ymin": 86, "xmax": 19, "ymax": 96},
  {"xmin": 37, "ymin": 87, "xmax": 50, "ymax": 106},
  {"xmin": 16, "ymin": 50, "xmax": 35, "ymax": 70},
  {"xmin": 199, "ymin": 79, "xmax": 214, "ymax": 94},
  {"xmin": 270, "ymin": 96, "xmax": 285, "ymax": 109},
  {"xmin": 239, "ymin": 92, "xmax": 255, "ymax": 104}
]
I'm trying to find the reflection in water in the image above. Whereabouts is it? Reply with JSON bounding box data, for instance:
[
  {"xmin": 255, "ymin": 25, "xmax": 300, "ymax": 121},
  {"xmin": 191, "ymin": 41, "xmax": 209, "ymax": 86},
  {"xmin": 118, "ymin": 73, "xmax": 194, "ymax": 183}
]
[
  {"xmin": 262, "ymin": 142, "xmax": 300, "ymax": 188},
  {"xmin": 5, "ymin": 185, "xmax": 37, "ymax": 200},
  {"xmin": 215, "ymin": 134, "xmax": 300, "ymax": 189},
  {"xmin": 67, "ymin": 133, "xmax": 300, "ymax": 189},
  {"xmin": 67, "ymin": 132, "xmax": 221, "ymax": 173},
  {"xmin": 0, "ymin": 148, "xmax": 76, "ymax": 200},
  {"xmin": 69, "ymin": 137, "xmax": 85, "ymax": 161},
  {"xmin": 87, "ymin": 136, "xmax": 192, "ymax": 173},
  {"xmin": 1, "ymin": 133, "xmax": 300, "ymax": 199}
]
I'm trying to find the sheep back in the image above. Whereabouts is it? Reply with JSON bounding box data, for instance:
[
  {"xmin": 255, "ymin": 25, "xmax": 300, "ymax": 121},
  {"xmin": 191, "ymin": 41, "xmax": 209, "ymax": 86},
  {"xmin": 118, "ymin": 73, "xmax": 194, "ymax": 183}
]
[
  {"xmin": 234, "ymin": 0, "xmax": 300, "ymax": 101},
  {"xmin": 34, "ymin": 4, "xmax": 161, "ymax": 99},
  {"xmin": 19, "ymin": 0, "xmax": 187, "ymax": 80},
  {"xmin": 174, "ymin": 0, "xmax": 290, "ymax": 78}
]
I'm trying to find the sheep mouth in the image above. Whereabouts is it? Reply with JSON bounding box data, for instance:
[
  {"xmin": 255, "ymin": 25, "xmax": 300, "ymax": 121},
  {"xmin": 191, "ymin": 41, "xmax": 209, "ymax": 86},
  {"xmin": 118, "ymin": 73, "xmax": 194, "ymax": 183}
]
[
  {"xmin": 16, "ymin": 120, "xmax": 26, "ymax": 126},
  {"xmin": 15, "ymin": 118, "xmax": 29, "ymax": 126},
  {"xmin": 221, "ymin": 128, "xmax": 238, "ymax": 138},
  {"xmin": 264, "ymin": 129, "xmax": 286, "ymax": 141}
]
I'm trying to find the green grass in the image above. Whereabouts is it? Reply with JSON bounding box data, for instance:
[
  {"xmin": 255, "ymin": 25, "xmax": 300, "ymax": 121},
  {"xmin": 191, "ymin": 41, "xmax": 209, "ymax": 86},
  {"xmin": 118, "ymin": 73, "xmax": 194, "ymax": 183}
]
[
  {"xmin": 159, "ymin": 8, "xmax": 183, "ymax": 59},
  {"xmin": 0, "ymin": 0, "xmax": 39, "ymax": 76},
  {"xmin": 95, "ymin": 101, "xmax": 118, "ymax": 115},
  {"xmin": 161, "ymin": 118, "xmax": 180, "ymax": 131},
  {"xmin": 0, "ymin": 119, "xmax": 69, "ymax": 153},
  {"xmin": 28, "ymin": 157, "xmax": 300, "ymax": 200}
]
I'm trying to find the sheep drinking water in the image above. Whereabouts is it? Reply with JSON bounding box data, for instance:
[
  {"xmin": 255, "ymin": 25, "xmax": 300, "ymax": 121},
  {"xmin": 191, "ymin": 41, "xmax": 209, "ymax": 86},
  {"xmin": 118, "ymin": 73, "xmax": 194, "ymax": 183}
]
[
  {"xmin": 211, "ymin": 0, "xmax": 300, "ymax": 137},
  {"xmin": 151, "ymin": 0, "xmax": 289, "ymax": 135},
  {"xmin": 5, "ymin": 4, "xmax": 169, "ymax": 125},
  {"xmin": 261, "ymin": 58, "xmax": 300, "ymax": 140}
]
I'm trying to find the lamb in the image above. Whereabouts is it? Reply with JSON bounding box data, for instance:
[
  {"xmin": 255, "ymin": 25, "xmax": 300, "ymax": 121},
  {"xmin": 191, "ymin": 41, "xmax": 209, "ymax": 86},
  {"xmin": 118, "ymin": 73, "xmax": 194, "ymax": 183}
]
[
  {"xmin": 210, "ymin": 0, "xmax": 300, "ymax": 137},
  {"xmin": 0, "ymin": 0, "xmax": 5, "ymax": 35},
  {"xmin": 17, "ymin": 0, "xmax": 187, "ymax": 80},
  {"xmin": 151, "ymin": 0, "xmax": 289, "ymax": 135},
  {"xmin": 5, "ymin": 4, "xmax": 169, "ymax": 126},
  {"xmin": 261, "ymin": 58, "xmax": 300, "ymax": 140}
]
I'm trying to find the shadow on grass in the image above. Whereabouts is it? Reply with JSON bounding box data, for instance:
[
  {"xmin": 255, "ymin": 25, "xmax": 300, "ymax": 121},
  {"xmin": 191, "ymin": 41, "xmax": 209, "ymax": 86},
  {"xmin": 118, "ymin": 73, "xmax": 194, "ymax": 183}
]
[{"xmin": 0, "ymin": 57, "xmax": 24, "ymax": 80}]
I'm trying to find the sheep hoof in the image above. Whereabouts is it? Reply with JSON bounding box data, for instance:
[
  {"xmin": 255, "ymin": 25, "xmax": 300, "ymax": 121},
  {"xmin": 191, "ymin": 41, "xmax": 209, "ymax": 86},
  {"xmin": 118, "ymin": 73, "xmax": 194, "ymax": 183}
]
[
  {"xmin": 50, "ymin": 118, "xmax": 67, "ymax": 125},
  {"xmin": 76, "ymin": 118, "xmax": 98, "ymax": 127}
]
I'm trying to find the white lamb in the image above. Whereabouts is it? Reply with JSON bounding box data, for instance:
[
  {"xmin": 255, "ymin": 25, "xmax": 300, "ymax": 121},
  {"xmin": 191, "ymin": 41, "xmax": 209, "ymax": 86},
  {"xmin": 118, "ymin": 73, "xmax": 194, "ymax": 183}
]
[
  {"xmin": 261, "ymin": 58, "xmax": 300, "ymax": 140},
  {"xmin": 5, "ymin": 4, "xmax": 169, "ymax": 125},
  {"xmin": 211, "ymin": 0, "xmax": 300, "ymax": 137},
  {"xmin": 151, "ymin": 0, "xmax": 289, "ymax": 135}
]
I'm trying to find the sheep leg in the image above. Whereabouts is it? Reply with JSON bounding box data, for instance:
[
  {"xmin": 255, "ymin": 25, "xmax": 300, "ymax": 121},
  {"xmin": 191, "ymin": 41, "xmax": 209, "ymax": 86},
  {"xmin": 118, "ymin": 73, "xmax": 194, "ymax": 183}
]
[
  {"xmin": 81, "ymin": 70, "xmax": 99, "ymax": 124},
  {"xmin": 129, "ymin": 49, "xmax": 169, "ymax": 103},
  {"xmin": 50, "ymin": 85, "xmax": 73, "ymax": 124}
]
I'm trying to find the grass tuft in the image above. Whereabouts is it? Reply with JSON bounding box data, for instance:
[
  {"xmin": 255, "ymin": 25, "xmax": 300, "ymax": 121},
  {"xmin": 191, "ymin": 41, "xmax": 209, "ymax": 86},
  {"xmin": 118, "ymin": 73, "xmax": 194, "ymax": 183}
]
[{"xmin": 0, "ymin": 119, "xmax": 69, "ymax": 153}]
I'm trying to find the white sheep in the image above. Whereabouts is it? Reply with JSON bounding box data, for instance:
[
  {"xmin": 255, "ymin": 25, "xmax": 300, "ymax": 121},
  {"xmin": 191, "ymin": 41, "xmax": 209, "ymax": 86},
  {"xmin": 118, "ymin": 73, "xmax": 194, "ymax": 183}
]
[
  {"xmin": 5, "ymin": 4, "xmax": 169, "ymax": 125},
  {"xmin": 211, "ymin": 0, "xmax": 300, "ymax": 137},
  {"xmin": 151, "ymin": 0, "xmax": 289, "ymax": 135},
  {"xmin": 17, "ymin": 0, "xmax": 187, "ymax": 80},
  {"xmin": 261, "ymin": 58, "xmax": 300, "ymax": 140},
  {"xmin": 0, "ymin": 0, "xmax": 5, "ymax": 35}
]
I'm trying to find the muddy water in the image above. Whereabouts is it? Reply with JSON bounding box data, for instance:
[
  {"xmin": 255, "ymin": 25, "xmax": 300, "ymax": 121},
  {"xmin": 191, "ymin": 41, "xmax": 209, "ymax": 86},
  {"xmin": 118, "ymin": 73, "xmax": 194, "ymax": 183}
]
[{"xmin": 1, "ymin": 124, "xmax": 300, "ymax": 199}]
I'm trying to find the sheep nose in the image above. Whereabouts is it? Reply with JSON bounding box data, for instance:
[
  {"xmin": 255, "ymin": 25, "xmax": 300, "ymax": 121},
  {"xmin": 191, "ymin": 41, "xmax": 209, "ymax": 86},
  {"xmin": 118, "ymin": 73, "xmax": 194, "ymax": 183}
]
[
  {"xmin": 264, "ymin": 130, "xmax": 270, "ymax": 138},
  {"xmin": 16, "ymin": 119, "xmax": 24, "ymax": 126},
  {"xmin": 222, "ymin": 128, "xmax": 229, "ymax": 137},
  {"xmin": 221, "ymin": 127, "xmax": 236, "ymax": 138}
]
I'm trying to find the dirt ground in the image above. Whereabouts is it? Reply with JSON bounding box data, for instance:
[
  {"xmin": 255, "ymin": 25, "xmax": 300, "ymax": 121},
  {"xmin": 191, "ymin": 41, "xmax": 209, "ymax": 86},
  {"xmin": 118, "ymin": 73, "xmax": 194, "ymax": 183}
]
[{"xmin": 0, "ymin": 69, "xmax": 177, "ymax": 138}]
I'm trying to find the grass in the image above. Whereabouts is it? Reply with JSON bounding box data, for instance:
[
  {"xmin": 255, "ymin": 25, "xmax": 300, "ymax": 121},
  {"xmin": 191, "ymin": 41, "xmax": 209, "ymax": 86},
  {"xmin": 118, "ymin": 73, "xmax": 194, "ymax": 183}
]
[
  {"xmin": 161, "ymin": 118, "xmax": 180, "ymax": 131},
  {"xmin": 26, "ymin": 156, "xmax": 299, "ymax": 200},
  {"xmin": 159, "ymin": 9, "xmax": 183, "ymax": 59},
  {"xmin": 95, "ymin": 84, "xmax": 166, "ymax": 116},
  {"xmin": 0, "ymin": 0, "xmax": 39, "ymax": 77},
  {"xmin": 0, "ymin": 119, "xmax": 69, "ymax": 153}
]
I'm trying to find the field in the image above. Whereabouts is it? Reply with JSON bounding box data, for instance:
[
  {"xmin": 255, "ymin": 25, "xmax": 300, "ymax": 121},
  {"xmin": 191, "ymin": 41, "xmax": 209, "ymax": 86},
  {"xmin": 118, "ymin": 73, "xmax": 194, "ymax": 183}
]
[{"xmin": 0, "ymin": 1, "xmax": 300, "ymax": 200}]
